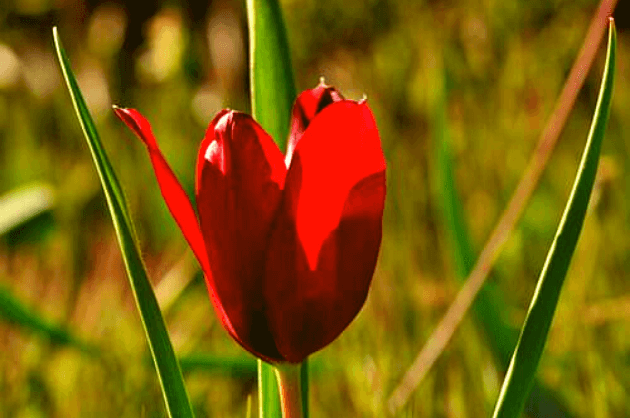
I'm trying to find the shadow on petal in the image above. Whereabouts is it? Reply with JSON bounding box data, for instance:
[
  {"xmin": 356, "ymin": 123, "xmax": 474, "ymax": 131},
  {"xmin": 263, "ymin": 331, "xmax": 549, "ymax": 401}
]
[
  {"xmin": 264, "ymin": 160, "xmax": 386, "ymax": 363},
  {"xmin": 197, "ymin": 111, "xmax": 287, "ymax": 362}
]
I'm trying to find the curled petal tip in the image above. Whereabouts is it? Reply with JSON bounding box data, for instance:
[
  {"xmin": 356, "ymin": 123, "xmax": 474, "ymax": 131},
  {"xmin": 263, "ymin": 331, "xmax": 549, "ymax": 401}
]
[
  {"xmin": 113, "ymin": 106, "xmax": 158, "ymax": 149},
  {"xmin": 112, "ymin": 105, "xmax": 130, "ymax": 120}
]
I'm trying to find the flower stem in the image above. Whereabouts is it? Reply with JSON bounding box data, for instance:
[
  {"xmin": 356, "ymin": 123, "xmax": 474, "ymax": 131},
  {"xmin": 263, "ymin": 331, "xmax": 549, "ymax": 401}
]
[{"xmin": 274, "ymin": 363, "xmax": 303, "ymax": 418}]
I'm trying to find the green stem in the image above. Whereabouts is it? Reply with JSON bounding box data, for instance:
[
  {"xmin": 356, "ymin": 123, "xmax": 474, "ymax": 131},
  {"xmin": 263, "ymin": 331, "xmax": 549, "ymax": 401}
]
[{"xmin": 274, "ymin": 364, "xmax": 304, "ymax": 418}]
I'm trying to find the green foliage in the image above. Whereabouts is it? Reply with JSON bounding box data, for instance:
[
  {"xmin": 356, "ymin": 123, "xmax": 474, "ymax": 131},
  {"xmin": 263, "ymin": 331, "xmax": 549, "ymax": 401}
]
[
  {"xmin": 435, "ymin": 69, "xmax": 574, "ymax": 417},
  {"xmin": 492, "ymin": 21, "xmax": 616, "ymax": 418},
  {"xmin": 247, "ymin": 0, "xmax": 297, "ymax": 152},
  {"xmin": 53, "ymin": 28, "xmax": 195, "ymax": 418}
]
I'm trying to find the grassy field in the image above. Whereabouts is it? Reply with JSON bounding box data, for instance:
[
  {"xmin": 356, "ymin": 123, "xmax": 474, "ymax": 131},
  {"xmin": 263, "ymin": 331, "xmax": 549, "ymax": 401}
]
[{"xmin": 0, "ymin": 0, "xmax": 628, "ymax": 416}]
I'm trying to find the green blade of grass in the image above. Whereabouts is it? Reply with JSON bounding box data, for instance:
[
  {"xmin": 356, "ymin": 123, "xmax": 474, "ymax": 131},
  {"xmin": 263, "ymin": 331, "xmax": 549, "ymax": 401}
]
[
  {"xmin": 435, "ymin": 74, "xmax": 573, "ymax": 417},
  {"xmin": 246, "ymin": 0, "xmax": 296, "ymax": 152},
  {"xmin": 0, "ymin": 283, "xmax": 96, "ymax": 354},
  {"xmin": 491, "ymin": 20, "xmax": 616, "ymax": 418},
  {"xmin": 53, "ymin": 27, "xmax": 194, "ymax": 418}
]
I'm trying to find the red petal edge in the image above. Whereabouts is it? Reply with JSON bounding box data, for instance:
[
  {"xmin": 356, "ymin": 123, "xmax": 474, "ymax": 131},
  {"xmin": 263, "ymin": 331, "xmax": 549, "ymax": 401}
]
[
  {"xmin": 286, "ymin": 81, "xmax": 344, "ymax": 166},
  {"xmin": 113, "ymin": 106, "xmax": 238, "ymax": 338}
]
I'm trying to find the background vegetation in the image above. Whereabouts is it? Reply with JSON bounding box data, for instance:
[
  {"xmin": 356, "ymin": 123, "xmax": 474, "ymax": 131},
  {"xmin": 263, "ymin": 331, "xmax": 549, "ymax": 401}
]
[{"xmin": 0, "ymin": 0, "xmax": 628, "ymax": 416}]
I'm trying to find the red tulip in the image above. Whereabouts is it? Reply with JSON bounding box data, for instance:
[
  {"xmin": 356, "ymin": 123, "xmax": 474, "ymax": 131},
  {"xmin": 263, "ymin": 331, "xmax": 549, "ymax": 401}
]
[{"xmin": 113, "ymin": 82, "xmax": 386, "ymax": 363}]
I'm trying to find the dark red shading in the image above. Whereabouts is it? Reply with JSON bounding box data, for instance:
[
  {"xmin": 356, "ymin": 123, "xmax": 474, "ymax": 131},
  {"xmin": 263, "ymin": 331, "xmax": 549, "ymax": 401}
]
[{"xmin": 196, "ymin": 111, "xmax": 287, "ymax": 362}]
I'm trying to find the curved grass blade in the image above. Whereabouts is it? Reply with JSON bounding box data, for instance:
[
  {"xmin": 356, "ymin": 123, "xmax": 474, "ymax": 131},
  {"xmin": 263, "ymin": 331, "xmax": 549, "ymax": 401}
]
[
  {"xmin": 492, "ymin": 20, "xmax": 616, "ymax": 418},
  {"xmin": 435, "ymin": 74, "xmax": 573, "ymax": 417},
  {"xmin": 0, "ymin": 283, "xmax": 96, "ymax": 354},
  {"xmin": 53, "ymin": 27, "xmax": 194, "ymax": 418}
]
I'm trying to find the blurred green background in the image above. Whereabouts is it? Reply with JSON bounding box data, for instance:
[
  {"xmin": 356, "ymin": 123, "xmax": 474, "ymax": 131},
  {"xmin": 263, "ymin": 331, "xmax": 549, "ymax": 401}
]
[{"xmin": 0, "ymin": 0, "xmax": 629, "ymax": 416}]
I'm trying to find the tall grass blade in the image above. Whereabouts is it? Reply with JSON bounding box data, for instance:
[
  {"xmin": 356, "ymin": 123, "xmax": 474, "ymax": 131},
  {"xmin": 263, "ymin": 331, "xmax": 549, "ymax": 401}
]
[
  {"xmin": 246, "ymin": 0, "xmax": 296, "ymax": 152},
  {"xmin": 53, "ymin": 27, "xmax": 195, "ymax": 418},
  {"xmin": 491, "ymin": 20, "xmax": 616, "ymax": 418},
  {"xmin": 435, "ymin": 73, "xmax": 573, "ymax": 417}
]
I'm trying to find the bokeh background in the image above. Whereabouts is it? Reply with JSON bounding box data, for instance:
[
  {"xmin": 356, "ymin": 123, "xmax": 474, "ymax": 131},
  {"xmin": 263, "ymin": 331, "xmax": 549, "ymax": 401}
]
[{"xmin": 0, "ymin": 0, "xmax": 629, "ymax": 416}]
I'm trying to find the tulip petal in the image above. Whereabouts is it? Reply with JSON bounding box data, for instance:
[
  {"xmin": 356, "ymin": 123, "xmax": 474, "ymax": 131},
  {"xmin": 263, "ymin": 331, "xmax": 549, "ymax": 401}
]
[
  {"xmin": 286, "ymin": 101, "xmax": 385, "ymax": 270},
  {"xmin": 113, "ymin": 107, "xmax": 211, "ymax": 274},
  {"xmin": 114, "ymin": 106, "xmax": 243, "ymax": 341},
  {"xmin": 266, "ymin": 100, "xmax": 386, "ymax": 362},
  {"xmin": 196, "ymin": 111, "xmax": 287, "ymax": 362},
  {"xmin": 286, "ymin": 82, "xmax": 343, "ymax": 165}
]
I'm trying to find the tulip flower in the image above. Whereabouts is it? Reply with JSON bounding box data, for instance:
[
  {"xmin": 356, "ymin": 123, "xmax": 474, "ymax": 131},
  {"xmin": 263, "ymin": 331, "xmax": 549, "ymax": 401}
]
[{"xmin": 113, "ymin": 82, "xmax": 386, "ymax": 363}]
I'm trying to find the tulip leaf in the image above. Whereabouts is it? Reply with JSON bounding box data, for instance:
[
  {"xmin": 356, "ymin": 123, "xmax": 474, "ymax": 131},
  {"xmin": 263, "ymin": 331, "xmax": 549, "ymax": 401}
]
[
  {"xmin": 491, "ymin": 20, "xmax": 615, "ymax": 418},
  {"xmin": 0, "ymin": 282, "xmax": 96, "ymax": 354},
  {"xmin": 53, "ymin": 28, "xmax": 195, "ymax": 418},
  {"xmin": 246, "ymin": 0, "xmax": 296, "ymax": 152},
  {"xmin": 434, "ymin": 72, "xmax": 574, "ymax": 416}
]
